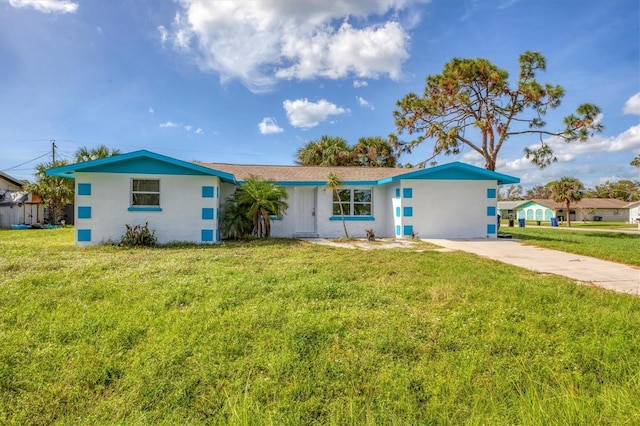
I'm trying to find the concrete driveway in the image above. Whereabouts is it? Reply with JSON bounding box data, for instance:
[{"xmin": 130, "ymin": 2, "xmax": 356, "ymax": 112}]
[{"xmin": 423, "ymin": 238, "xmax": 640, "ymax": 295}]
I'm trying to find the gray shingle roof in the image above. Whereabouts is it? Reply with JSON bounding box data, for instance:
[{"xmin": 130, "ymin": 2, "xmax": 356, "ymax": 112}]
[{"xmin": 197, "ymin": 163, "xmax": 410, "ymax": 183}]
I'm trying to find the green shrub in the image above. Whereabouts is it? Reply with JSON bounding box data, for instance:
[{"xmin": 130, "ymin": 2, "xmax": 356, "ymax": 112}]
[{"xmin": 119, "ymin": 222, "xmax": 157, "ymax": 247}]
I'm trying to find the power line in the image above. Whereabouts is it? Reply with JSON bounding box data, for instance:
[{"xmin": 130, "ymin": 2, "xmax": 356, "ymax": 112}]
[{"xmin": 2, "ymin": 152, "xmax": 50, "ymax": 171}]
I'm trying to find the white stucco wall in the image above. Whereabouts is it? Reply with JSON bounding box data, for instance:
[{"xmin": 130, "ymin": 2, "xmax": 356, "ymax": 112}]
[
  {"xmin": 74, "ymin": 172, "xmax": 221, "ymax": 246},
  {"xmin": 397, "ymin": 179, "xmax": 498, "ymax": 239},
  {"xmin": 629, "ymin": 203, "xmax": 640, "ymax": 223},
  {"xmin": 314, "ymin": 185, "xmax": 395, "ymax": 239},
  {"xmin": 569, "ymin": 208, "xmax": 627, "ymax": 222},
  {"xmin": 266, "ymin": 185, "xmax": 395, "ymax": 239},
  {"xmin": 220, "ymin": 180, "xmax": 496, "ymax": 240}
]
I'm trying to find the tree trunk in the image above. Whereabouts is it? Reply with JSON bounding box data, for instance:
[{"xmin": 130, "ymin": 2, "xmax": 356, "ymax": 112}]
[
  {"xmin": 335, "ymin": 189, "xmax": 349, "ymax": 238},
  {"xmin": 566, "ymin": 201, "xmax": 571, "ymax": 227},
  {"xmin": 485, "ymin": 154, "xmax": 496, "ymax": 171},
  {"xmin": 263, "ymin": 212, "xmax": 271, "ymax": 238}
]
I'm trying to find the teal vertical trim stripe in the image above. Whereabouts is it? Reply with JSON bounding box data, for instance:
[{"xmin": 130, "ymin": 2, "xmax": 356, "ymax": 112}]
[
  {"xmin": 403, "ymin": 225, "xmax": 413, "ymax": 236},
  {"xmin": 487, "ymin": 224, "xmax": 496, "ymax": 234},
  {"xmin": 78, "ymin": 183, "xmax": 91, "ymax": 196},
  {"xmin": 215, "ymin": 229, "xmax": 219, "ymax": 241},
  {"xmin": 487, "ymin": 206, "xmax": 496, "ymax": 216},
  {"xmin": 487, "ymin": 188, "xmax": 496, "ymax": 199},
  {"xmin": 395, "ymin": 207, "xmax": 400, "ymax": 217},
  {"xmin": 201, "ymin": 229, "xmax": 214, "ymax": 241},
  {"xmin": 395, "ymin": 188, "xmax": 400, "ymax": 198},
  {"xmin": 77, "ymin": 229, "xmax": 91, "ymax": 242},
  {"xmin": 403, "ymin": 206, "xmax": 413, "ymax": 217},
  {"xmin": 202, "ymin": 186, "xmax": 214, "ymax": 198},
  {"xmin": 216, "ymin": 186, "xmax": 219, "ymax": 198},
  {"xmin": 403, "ymin": 188, "xmax": 413, "ymax": 198},
  {"xmin": 202, "ymin": 208, "xmax": 214, "ymax": 220},
  {"xmin": 77, "ymin": 206, "xmax": 92, "ymax": 219},
  {"xmin": 395, "ymin": 225, "xmax": 401, "ymax": 236}
]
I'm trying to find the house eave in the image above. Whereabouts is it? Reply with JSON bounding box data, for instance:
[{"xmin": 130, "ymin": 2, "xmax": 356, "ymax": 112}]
[{"xmin": 47, "ymin": 150, "xmax": 237, "ymax": 183}]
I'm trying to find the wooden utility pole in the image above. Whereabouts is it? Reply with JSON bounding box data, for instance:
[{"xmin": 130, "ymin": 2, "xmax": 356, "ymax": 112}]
[{"xmin": 52, "ymin": 140, "xmax": 57, "ymax": 163}]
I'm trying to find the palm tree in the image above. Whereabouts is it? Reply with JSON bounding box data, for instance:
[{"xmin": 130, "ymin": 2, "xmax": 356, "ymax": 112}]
[
  {"xmin": 295, "ymin": 135, "xmax": 353, "ymax": 166},
  {"xmin": 235, "ymin": 176, "xmax": 288, "ymax": 238},
  {"xmin": 326, "ymin": 172, "xmax": 349, "ymax": 238},
  {"xmin": 26, "ymin": 160, "xmax": 74, "ymax": 224},
  {"xmin": 546, "ymin": 177, "xmax": 585, "ymax": 227},
  {"xmin": 74, "ymin": 145, "xmax": 121, "ymax": 163},
  {"xmin": 352, "ymin": 136, "xmax": 397, "ymax": 167},
  {"xmin": 632, "ymin": 154, "xmax": 640, "ymax": 168},
  {"xmin": 220, "ymin": 194, "xmax": 252, "ymax": 239}
]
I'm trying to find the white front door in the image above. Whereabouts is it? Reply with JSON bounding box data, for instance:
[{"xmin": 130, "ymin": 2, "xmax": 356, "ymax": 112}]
[{"xmin": 295, "ymin": 187, "xmax": 316, "ymax": 235}]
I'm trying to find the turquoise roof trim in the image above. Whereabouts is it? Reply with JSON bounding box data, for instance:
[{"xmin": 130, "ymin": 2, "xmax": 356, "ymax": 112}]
[
  {"xmin": 516, "ymin": 200, "xmax": 555, "ymax": 210},
  {"xmin": 47, "ymin": 150, "xmax": 236, "ymax": 183},
  {"xmin": 378, "ymin": 162, "xmax": 519, "ymax": 186}
]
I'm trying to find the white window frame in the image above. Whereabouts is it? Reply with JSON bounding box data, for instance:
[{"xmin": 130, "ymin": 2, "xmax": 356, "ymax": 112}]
[
  {"xmin": 332, "ymin": 188, "xmax": 372, "ymax": 216},
  {"xmin": 131, "ymin": 179, "xmax": 160, "ymax": 207}
]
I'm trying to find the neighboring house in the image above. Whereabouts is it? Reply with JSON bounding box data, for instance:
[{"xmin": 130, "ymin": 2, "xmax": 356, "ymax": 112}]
[
  {"xmin": 627, "ymin": 201, "xmax": 640, "ymax": 224},
  {"xmin": 0, "ymin": 171, "xmax": 45, "ymax": 228},
  {"xmin": 516, "ymin": 198, "xmax": 630, "ymax": 223},
  {"xmin": 497, "ymin": 201, "xmax": 522, "ymax": 220},
  {"xmin": 47, "ymin": 150, "xmax": 519, "ymax": 246}
]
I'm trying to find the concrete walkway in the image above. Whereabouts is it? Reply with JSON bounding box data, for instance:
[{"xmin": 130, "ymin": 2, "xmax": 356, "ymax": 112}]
[{"xmin": 423, "ymin": 238, "xmax": 640, "ymax": 296}]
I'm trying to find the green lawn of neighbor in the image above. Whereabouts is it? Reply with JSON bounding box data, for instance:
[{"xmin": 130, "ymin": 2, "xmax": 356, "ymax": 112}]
[
  {"xmin": 1, "ymin": 228, "xmax": 639, "ymax": 424},
  {"xmin": 499, "ymin": 227, "xmax": 640, "ymax": 266},
  {"xmin": 507, "ymin": 220, "xmax": 637, "ymax": 230}
]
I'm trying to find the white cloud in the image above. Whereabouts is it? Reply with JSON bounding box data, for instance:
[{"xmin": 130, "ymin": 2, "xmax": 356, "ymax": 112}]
[
  {"xmin": 444, "ymin": 122, "xmax": 640, "ymax": 189},
  {"xmin": 258, "ymin": 117, "xmax": 284, "ymax": 134},
  {"xmin": 195, "ymin": 128, "xmax": 203, "ymax": 134},
  {"xmin": 159, "ymin": 121, "xmax": 179, "ymax": 128},
  {"xmin": 157, "ymin": 26, "xmax": 168, "ymax": 45},
  {"xmin": 357, "ymin": 96, "xmax": 375, "ymax": 110},
  {"xmin": 148, "ymin": 107, "xmax": 154, "ymax": 114},
  {"xmin": 353, "ymin": 80, "xmax": 369, "ymax": 88},
  {"xmin": 283, "ymin": 98, "xmax": 348, "ymax": 128},
  {"xmin": 8, "ymin": 0, "xmax": 78, "ymax": 13},
  {"xmin": 162, "ymin": 0, "xmax": 420, "ymax": 92},
  {"xmin": 185, "ymin": 125, "xmax": 193, "ymax": 131},
  {"xmin": 623, "ymin": 92, "xmax": 640, "ymax": 115},
  {"xmin": 523, "ymin": 123, "xmax": 640, "ymax": 158},
  {"xmin": 276, "ymin": 21, "xmax": 409, "ymax": 81}
]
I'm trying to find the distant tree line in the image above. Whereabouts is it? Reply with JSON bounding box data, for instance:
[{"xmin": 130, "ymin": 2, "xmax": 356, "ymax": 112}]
[{"xmin": 499, "ymin": 179, "xmax": 640, "ymax": 202}]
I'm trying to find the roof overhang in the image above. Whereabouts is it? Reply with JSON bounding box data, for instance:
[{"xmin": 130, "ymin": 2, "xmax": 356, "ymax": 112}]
[
  {"xmin": 378, "ymin": 161, "xmax": 519, "ymax": 186},
  {"xmin": 0, "ymin": 171, "xmax": 25, "ymax": 188},
  {"xmin": 46, "ymin": 150, "xmax": 236, "ymax": 183}
]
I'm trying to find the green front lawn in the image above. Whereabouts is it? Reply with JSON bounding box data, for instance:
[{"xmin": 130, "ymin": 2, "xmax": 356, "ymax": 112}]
[
  {"xmin": 501, "ymin": 220, "xmax": 637, "ymax": 229},
  {"xmin": 1, "ymin": 228, "xmax": 639, "ymax": 424},
  {"xmin": 500, "ymin": 227, "xmax": 640, "ymax": 266}
]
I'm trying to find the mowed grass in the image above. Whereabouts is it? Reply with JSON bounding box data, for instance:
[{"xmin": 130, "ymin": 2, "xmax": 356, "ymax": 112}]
[
  {"xmin": 1, "ymin": 228, "xmax": 640, "ymax": 424},
  {"xmin": 500, "ymin": 227, "xmax": 640, "ymax": 266},
  {"xmin": 513, "ymin": 220, "xmax": 637, "ymax": 229}
]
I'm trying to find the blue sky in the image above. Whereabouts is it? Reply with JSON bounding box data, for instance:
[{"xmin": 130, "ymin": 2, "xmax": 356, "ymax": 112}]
[{"xmin": 1, "ymin": 0, "xmax": 638, "ymax": 189}]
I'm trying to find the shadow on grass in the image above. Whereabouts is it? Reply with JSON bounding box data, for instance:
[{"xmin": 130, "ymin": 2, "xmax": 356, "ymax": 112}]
[{"xmin": 150, "ymin": 238, "xmax": 305, "ymax": 250}]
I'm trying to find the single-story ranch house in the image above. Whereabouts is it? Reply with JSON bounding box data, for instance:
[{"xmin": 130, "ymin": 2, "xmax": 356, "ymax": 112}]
[
  {"xmin": 47, "ymin": 150, "xmax": 519, "ymax": 246},
  {"xmin": 515, "ymin": 198, "xmax": 631, "ymax": 223}
]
